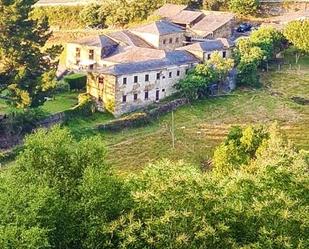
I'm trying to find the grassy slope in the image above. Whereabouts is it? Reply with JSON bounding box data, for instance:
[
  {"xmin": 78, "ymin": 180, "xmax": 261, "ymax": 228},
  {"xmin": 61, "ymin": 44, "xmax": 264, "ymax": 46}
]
[
  {"xmin": 62, "ymin": 57, "xmax": 309, "ymax": 174},
  {"xmin": 0, "ymin": 92, "xmax": 79, "ymax": 115}
]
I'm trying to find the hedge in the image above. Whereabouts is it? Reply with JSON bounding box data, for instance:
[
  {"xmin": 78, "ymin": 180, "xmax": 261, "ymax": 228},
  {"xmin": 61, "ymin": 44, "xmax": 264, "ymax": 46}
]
[{"xmin": 64, "ymin": 74, "xmax": 87, "ymax": 90}]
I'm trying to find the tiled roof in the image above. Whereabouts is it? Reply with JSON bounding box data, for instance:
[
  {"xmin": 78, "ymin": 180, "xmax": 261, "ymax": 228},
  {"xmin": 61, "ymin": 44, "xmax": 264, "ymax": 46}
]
[
  {"xmin": 100, "ymin": 50, "xmax": 199, "ymax": 76},
  {"xmin": 191, "ymin": 12, "xmax": 235, "ymax": 37},
  {"xmin": 71, "ymin": 35, "xmax": 119, "ymax": 48},
  {"xmin": 178, "ymin": 38, "xmax": 233, "ymax": 52},
  {"xmin": 132, "ymin": 20, "xmax": 185, "ymax": 35},
  {"xmin": 154, "ymin": 4, "xmax": 188, "ymax": 18},
  {"xmin": 106, "ymin": 30, "xmax": 154, "ymax": 48},
  {"xmin": 171, "ymin": 10, "xmax": 205, "ymax": 25}
]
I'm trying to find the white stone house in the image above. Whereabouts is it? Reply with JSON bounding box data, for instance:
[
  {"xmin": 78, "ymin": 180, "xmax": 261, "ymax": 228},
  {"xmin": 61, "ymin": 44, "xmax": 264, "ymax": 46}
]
[{"xmin": 65, "ymin": 13, "xmax": 235, "ymax": 116}]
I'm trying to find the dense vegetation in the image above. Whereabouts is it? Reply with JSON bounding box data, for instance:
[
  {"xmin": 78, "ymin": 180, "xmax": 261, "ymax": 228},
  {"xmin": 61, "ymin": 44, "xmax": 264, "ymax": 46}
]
[
  {"xmin": 0, "ymin": 0, "xmax": 62, "ymax": 108},
  {"xmin": 176, "ymin": 51, "xmax": 234, "ymax": 99},
  {"xmin": 31, "ymin": 0, "xmax": 262, "ymax": 29},
  {"xmin": 0, "ymin": 124, "xmax": 308, "ymax": 248},
  {"xmin": 234, "ymin": 26, "xmax": 284, "ymax": 87}
]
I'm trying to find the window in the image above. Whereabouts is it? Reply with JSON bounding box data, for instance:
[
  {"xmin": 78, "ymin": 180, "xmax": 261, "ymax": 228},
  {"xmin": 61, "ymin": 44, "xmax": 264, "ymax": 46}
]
[
  {"xmin": 134, "ymin": 76, "xmax": 138, "ymax": 83},
  {"xmin": 207, "ymin": 54, "xmax": 211, "ymax": 60},
  {"xmin": 76, "ymin": 48, "xmax": 81, "ymax": 63},
  {"xmin": 163, "ymin": 39, "xmax": 166, "ymax": 45},
  {"xmin": 144, "ymin": 91, "xmax": 149, "ymax": 100},
  {"xmin": 156, "ymin": 73, "xmax": 161, "ymax": 80},
  {"xmin": 162, "ymin": 89, "xmax": 165, "ymax": 92},
  {"xmin": 177, "ymin": 70, "xmax": 180, "ymax": 76},
  {"xmin": 134, "ymin": 93, "xmax": 138, "ymax": 101},
  {"xmin": 156, "ymin": 90, "xmax": 160, "ymax": 101},
  {"xmin": 185, "ymin": 68, "xmax": 189, "ymax": 74},
  {"xmin": 98, "ymin": 75, "xmax": 104, "ymax": 84},
  {"xmin": 145, "ymin": 74, "xmax": 149, "ymax": 82},
  {"xmin": 89, "ymin": 49, "xmax": 94, "ymax": 60},
  {"xmin": 89, "ymin": 64, "xmax": 94, "ymax": 70},
  {"xmin": 123, "ymin": 77, "xmax": 127, "ymax": 85},
  {"xmin": 122, "ymin": 95, "xmax": 127, "ymax": 103},
  {"xmin": 175, "ymin": 38, "xmax": 179, "ymax": 43},
  {"xmin": 169, "ymin": 38, "xmax": 173, "ymax": 44},
  {"xmin": 169, "ymin": 72, "xmax": 172, "ymax": 78},
  {"xmin": 223, "ymin": 51, "xmax": 227, "ymax": 58}
]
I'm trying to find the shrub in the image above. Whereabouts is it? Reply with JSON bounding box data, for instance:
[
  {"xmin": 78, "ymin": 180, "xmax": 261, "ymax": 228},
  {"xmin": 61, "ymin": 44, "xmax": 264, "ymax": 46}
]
[
  {"xmin": 69, "ymin": 93, "xmax": 95, "ymax": 117},
  {"xmin": 64, "ymin": 74, "xmax": 87, "ymax": 90},
  {"xmin": 54, "ymin": 80, "xmax": 70, "ymax": 93},
  {"xmin": 229, "ymin": 0, "xmax": 260, "ymax": 15},
  {"xmin": 0, "ymin": 109, "xmax": 47, "ymax": 135}
]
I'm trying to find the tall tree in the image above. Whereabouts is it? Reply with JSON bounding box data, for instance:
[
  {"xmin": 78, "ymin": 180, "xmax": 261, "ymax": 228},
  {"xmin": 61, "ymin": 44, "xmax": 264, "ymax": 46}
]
[
  {"xmin": 0, "ymin": 0, "xmax": 60, "ymax": 108},
  {"xmin": 284, "ymin": 20, "xmax": 309, "ymax": 64}
]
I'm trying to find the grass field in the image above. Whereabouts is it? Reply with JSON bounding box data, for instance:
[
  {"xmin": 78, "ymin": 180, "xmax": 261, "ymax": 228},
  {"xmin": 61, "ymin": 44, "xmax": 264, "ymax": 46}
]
[
  {"xmin": 61, "ymin": 57, "xmax": 309, "ymax": 174},
  {"xmin": 0, "ymin": 92, "xmax": 79, "ymax": 115}
]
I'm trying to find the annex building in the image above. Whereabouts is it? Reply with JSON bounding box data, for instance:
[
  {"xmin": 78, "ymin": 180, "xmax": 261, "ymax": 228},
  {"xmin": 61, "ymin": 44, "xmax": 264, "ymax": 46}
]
[{"xmin": 65, "ymin": 4, "xmax": 235, "ymax": 116}]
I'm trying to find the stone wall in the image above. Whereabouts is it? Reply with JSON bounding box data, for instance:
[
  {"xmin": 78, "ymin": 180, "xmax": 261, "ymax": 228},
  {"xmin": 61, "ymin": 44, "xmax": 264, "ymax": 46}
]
[
  {"xmin": 36, "ymin": 112, "xmax": 66, "ymax": 128},
  {"xmin": 97, "ymin": 98, "xmax": 188, "ymax": 131}
]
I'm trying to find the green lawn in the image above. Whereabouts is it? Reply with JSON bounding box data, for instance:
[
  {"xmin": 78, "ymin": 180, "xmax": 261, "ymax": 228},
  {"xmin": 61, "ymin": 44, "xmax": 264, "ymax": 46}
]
[
  {"xmin": 42, "ymin": 92, "xmax": 79, "ymax": 114},
  {"xmin": 0, "ymin": 91, "xmax": 80, "ymax": 115}
]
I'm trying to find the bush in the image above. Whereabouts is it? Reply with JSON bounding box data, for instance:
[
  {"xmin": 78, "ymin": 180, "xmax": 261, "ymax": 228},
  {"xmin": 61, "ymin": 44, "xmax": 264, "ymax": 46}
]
[
  {"xmin": 54, "ymin": 80, "xmax": 70, "ymax": 93},
  {"xmin": 229, "ymin": 0, "xmax": 260, "ymax": 15},
  {"xmin": 64, "ymin": 74, "xmax": 87, "ymax": 90},
  {"xmin": 68, "ymin": 93, "xmax": 95, "ymax": 117},
  {"xmin": 0, "ymin": 108, "xmax": 47, "ymax": 135},
  {"xmin": 31, "ymin": 6, "xmax": 84, "ymax": 29}
]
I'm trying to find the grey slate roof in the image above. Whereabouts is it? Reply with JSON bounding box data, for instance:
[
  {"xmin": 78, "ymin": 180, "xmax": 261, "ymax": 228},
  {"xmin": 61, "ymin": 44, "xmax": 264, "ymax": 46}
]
[
  {"xmin": 100, "ymin": 50, "xmax": 199, "ymax": 76},
  {"xmin": 71, "ymin": 35, "xmax": 119, "ymax": 48},
  {"xmin": 171, "ymin": 10, "xmax": 205, "ymax": 25},
  {"xmin": 132, "ymin": 20, "xmax": 185, "ymax": 35},
  {"xmin": 191, "ymin": 12, "xmax": 235, "ymax": 37},
  {"xmin": 104, "ymin": 47, "xmax": 166, "ymax": 63},
  {"xmin": 106, "ymin": 30, "xmax": 154, "ymax": 48},
  {"xmin": 154, "ymin": 4, "xmax": 188, "ymax": 18},
  {"xmin": 178, "ymin": 38, "xmax": 233, "ymax": 52}
]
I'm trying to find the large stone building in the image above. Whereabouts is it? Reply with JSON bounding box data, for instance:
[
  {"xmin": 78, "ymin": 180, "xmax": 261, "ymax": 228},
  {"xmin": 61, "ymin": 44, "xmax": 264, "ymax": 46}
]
[
  {"xmin": 65, "ymin": 5, "xmax": 235, "ymax": 116},
  {"xmin": 155, "ymin": 4, "xmax": 235, "ymax": 40}
]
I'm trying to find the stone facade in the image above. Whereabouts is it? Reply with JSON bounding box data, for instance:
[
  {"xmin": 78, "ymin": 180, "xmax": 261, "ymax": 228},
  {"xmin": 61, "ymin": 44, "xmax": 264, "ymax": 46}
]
[
  {"xmin": 88, "ymin": 63, "xmax": 195, "ymax": 117},
  {"xmin": 64, "ymin": 5, "xmax": 237, "ymax": 117},
  {"xmin": 130, "ymin": 31, "xmax": 186, "ymax": 51}
]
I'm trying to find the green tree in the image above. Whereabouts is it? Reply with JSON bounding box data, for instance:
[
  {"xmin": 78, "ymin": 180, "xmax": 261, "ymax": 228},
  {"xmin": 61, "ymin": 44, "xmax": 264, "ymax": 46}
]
[
  {"xmin": 107, "ymin": 131, "xmax": 308, "ymax": 248},
  {"xmin": 283, "ymin": 20, "xmax": 309, "ymax": 64},
  {"xmin": 80, "ymin": 4, "xmax": 102, "ymax": 28},
  {"xmin": 203, "ymin": 0, "xmax": 227, "ymax": 10},
  {"xmin": 0, "ymin": 126, "xmax": 130, "ymax": 249},
  {"xmin": 0, "ymin": 0, "xmax": 61, "ymax": 108},
  {"xmin": 229, "ymin": 0, "xmax": 260, "ymax": 15},
  {"xmin": 176, "ymin": 64, "xmax": 218, "ymax": 100},
  {"xmin": 213, "ymin": 125, "xmax": 269, "ymax": 174},
  {"xmin": 207, "ymin": 51, "xmax": 234, "ymax": 85},
  {"xmin": 234, "ymin": 37, "xmax": 265, "ymax": 87},
  {"xmin": 250, "ymin": 26, "xmax": 284, "ymax": 61}
]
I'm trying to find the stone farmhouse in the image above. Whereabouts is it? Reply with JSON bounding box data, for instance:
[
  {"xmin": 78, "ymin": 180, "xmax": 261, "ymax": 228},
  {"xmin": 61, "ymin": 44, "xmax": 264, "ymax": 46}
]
[{"xmin": 65, "ymin": 4, "xmax": 235, "ymax": 116}]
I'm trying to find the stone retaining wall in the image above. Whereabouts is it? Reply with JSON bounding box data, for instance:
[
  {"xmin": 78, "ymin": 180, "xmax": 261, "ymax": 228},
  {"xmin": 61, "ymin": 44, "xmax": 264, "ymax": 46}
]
[{"xmin": 97, "ymin": 98, "xmax": 188, "ymax": 132}]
